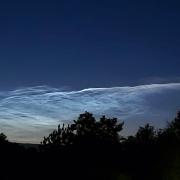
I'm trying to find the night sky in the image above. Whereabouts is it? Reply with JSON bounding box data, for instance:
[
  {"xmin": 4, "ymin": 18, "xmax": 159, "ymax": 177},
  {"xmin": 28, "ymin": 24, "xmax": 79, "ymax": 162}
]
[
  {"xmin": 0, "ymin": 0, "xmax": 180, "ymax": 143},
  {"xmin": 0, "ymin": 0, "xmax": 180, "ymax": 89}
]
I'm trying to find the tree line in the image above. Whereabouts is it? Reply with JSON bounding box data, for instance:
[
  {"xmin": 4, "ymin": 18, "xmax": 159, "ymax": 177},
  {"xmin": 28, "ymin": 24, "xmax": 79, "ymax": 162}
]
[{"xmin": 0, "ymin": 111, "xmax": 180, "ymax": 180}]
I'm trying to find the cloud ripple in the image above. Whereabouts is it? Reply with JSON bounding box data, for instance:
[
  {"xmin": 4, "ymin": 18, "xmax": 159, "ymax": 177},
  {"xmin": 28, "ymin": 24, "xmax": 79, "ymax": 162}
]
[{"xmin": 0, "ymin": 83, "xmax": 180, "ymax": 143}]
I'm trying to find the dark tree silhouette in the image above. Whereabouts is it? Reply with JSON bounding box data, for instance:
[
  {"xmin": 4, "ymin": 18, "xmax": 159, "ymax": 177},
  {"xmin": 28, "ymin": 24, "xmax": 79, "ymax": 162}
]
[
  {"xmin": 0, "ymin": 111, "xmax": 179, "ymax": 180},
  {"xmin": 41, "ymin": 124, "xmax": 75, "ymax": 151},
  {"xmin": 41, "ymin": 112, "xmax": 124, "ymax": 150},
  {"xmin": 136, "ymin": 124, "xmax": 157, "ymax": 144},
  {"xmin": 39, "ymin": 112, "xmax": 124, "ymax": 180},
  {"xmin": 167, "ymin": 111, "xmax": 180, "ymax": 139},
  {"xmin": 155, "ymin": 111, "xmax": 180, "ymax": 180},
  {"xmin": 157, "ymin": 111, "xmax": 180, "ymax": 146},
  {"xmin": 0, "ymin": 133, "xmax": 8, "ymax": 144},
  {"xmin": 73, "ymin": 112, "xmax": 124, "ymax": 145}
]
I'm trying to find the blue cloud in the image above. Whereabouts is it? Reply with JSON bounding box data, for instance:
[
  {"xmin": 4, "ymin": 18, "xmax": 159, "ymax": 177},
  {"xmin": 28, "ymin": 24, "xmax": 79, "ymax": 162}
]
[{"xmin": 0, "ymin": 83, "xmax": 180, "ymax": 143}]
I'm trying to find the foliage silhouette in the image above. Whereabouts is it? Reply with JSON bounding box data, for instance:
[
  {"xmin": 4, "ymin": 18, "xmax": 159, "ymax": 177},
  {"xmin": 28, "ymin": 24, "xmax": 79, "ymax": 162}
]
[
  {"xmin": 0, "ymin": 111, "xmax": 179, "ymax": 180},
  {"xmin": 41, "ymin": 111, "xmax": 124, "ymax": 151},
  {"xmin": 135, "ymin": 124, "xmax": 157, "ymax": 144},
  {"xmin": 0, "ymin": 133, "xmax": 8, "ymax": 144},
  {"xmin": 167, "ymin": 111, "xmax": 180, "ymax": 139},
  {"xmin": 41, "ymin": 124, "xmax": 75, "ymax": 151}
]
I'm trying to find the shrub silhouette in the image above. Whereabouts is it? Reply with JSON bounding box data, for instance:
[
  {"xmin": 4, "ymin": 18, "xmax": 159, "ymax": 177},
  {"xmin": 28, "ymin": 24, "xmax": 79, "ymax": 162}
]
[{"xmin": 0, "ymin": 133, "xmax": 8, "ymax": 144}]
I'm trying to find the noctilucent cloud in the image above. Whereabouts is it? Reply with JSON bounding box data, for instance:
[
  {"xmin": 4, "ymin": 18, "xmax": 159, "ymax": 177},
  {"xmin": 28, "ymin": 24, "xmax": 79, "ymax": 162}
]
[
  {"xmin": 0, "ymin": 1, "xmax": 180, "ymax": 143},
  {"xmin": 0, "ymin": 83, "xmax": 179, "ymax": 143}
]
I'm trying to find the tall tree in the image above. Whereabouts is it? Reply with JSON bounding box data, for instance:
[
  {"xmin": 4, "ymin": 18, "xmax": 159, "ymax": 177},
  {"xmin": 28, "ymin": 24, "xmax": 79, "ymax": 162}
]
[{"xmin": 41, "ymin": 112, "xmax": 124, "ymax": 150}]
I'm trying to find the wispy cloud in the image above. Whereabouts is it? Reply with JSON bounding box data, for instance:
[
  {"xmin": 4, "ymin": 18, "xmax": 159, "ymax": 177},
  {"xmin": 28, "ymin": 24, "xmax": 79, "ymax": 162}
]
[{"xmin": 0, "ymin": 83, "xmax": 180, "ymax": 143}]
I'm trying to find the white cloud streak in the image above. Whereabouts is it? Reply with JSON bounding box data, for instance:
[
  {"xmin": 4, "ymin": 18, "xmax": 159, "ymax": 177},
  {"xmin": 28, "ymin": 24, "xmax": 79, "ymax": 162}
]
[{"xmin": 0, "ymin": 83, "xmax": 179, "ymax": 143}]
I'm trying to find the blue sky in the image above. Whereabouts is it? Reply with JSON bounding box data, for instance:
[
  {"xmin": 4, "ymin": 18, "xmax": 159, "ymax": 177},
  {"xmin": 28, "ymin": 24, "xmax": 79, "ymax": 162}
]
[
  {"xmin": 0, "ymin": 0, "xmax": 179, "ymax": 89},
  {"xmin": 0, "ymin": 1, "xmax": 180, "ymax": 142}
]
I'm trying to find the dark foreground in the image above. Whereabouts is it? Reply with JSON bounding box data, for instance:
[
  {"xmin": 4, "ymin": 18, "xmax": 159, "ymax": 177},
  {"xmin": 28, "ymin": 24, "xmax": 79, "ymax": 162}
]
[
  {"xmin": 0, "ymin": 111, "xmax": 180, "ymax": 180},
  {"xmin": 1, "ymin": 143, "xmax": 180, "ymax": 180}
]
